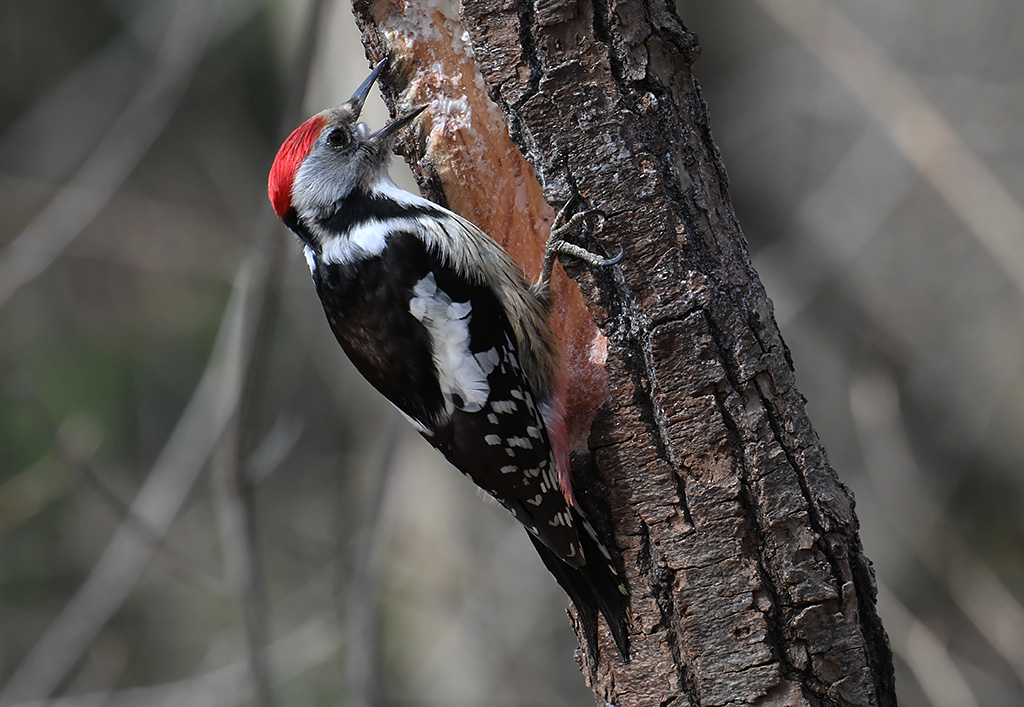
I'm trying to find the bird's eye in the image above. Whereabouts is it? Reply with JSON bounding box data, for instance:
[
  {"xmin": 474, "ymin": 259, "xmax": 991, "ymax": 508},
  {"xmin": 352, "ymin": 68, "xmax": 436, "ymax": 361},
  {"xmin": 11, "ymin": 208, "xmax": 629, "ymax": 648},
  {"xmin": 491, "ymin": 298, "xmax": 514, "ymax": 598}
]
[{"xmin": 326, "ymin": 128, "xmax": 349, "ymax": 148}]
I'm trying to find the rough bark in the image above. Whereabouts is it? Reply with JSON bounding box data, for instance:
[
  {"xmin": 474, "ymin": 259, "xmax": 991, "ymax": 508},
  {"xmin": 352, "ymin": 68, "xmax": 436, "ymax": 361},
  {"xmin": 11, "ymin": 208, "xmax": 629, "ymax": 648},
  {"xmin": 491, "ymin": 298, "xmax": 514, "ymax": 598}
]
[{"xmin": 350, "ymin": 0, "xmax": 897, "ymax": 705}]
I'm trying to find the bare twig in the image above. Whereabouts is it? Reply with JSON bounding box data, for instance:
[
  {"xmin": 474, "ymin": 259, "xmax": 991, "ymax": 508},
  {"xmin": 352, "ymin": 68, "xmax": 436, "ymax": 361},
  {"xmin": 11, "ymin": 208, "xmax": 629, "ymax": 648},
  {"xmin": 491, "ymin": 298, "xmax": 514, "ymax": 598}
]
[
  {"xmin": 4, "ymin": 616, "xmax": 341, "ymax": 707},
  {"xmin": 203, "ymin": 0, "xmax": 332, "ymax": 704},
  {"xmin": 344, "ymin": 417, "xmax": 402, "ymax": 707},
  {"xmin": 877, "ymin": 583, "xmax": 980, "ymax": 707},
  {"xmin": 2, "ymin": 368, "xmax": 226, "ymax": 593},
  {"xmin": 0, "ymin": 258, "xmax": 256, "ymax": 705},
  {"xmin": 0, "ymin": 0, "xmax": 217, "ymax": 307},
  {"xmin": 851, "ymin": 373, "xmax": 1024, "ymax": 686},
  {"xmin": 757, "ymin": 0, "xmax": 1024, "ymax": 296}
]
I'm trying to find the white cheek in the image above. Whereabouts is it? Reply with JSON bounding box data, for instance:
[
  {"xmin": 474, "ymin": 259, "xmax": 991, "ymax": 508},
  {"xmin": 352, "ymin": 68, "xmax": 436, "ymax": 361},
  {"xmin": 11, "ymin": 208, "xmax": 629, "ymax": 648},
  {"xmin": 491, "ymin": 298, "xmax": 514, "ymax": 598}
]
[{"xmin": 291, "ymin": 148, "xmax": 356, "ymax": 214}]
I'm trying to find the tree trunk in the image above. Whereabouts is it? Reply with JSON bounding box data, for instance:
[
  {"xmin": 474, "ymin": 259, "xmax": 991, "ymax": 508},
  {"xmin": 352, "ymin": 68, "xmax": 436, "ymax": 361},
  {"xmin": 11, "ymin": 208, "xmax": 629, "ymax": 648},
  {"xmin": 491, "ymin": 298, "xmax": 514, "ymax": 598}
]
[{"xmin": 350, "ymin": 0, "xmax": 897, "ymax": 704}]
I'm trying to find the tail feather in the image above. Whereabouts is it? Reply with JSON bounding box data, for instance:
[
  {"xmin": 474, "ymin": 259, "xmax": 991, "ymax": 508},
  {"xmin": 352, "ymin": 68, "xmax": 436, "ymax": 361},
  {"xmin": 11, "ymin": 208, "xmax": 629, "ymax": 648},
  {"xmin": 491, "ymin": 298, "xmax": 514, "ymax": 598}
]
[{"xmin": 527, "ymin": 507, "xmax": 631, "ymax": 659}]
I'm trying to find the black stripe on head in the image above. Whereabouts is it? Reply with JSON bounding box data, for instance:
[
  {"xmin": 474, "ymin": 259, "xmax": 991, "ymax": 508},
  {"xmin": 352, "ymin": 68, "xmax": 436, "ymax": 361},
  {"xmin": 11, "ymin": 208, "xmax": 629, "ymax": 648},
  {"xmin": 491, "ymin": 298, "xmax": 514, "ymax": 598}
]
[
  {"xmin": 282, "ymin": 207, "xmax": 319, "ymax": 253},
  {"xmin": 320, "ymin": 190, "xmax": 444, "ymax": 234}
]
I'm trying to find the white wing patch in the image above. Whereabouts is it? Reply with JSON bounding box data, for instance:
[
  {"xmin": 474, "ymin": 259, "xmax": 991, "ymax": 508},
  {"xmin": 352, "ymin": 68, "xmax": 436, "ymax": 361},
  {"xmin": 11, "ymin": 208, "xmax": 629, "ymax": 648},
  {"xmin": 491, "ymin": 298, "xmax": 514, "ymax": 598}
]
[{"xmin": 409, "ymin": 272, "xmax": 497, "ymax": 413}]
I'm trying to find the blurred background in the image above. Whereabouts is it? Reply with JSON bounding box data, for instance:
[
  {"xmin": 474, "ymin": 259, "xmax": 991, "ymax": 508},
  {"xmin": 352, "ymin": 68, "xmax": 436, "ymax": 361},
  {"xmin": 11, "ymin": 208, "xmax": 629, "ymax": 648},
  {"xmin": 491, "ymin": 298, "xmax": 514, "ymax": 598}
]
[{"xmin": 1, "ymin": 0, "xmax": 1021, "ymax": 704}]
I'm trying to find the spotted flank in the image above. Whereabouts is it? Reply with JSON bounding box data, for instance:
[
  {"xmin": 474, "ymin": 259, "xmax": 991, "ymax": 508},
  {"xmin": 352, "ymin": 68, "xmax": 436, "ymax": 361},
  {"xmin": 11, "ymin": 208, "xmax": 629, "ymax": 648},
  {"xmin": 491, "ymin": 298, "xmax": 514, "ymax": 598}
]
[{"xmin": 305, "ymin": 224, "xmax": 629, "ymax": 656}]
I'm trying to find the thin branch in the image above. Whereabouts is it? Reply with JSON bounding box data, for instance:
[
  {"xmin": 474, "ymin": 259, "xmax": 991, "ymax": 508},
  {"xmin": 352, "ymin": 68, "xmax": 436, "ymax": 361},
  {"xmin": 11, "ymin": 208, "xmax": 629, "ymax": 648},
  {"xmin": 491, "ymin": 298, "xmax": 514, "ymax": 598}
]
[
  {"xmin": 0, "ymin": 0, "xmax": 215, "ymax": 307},
  {"xmin": 345, "ymin": 417, "xmax": 402, "ymax": 707},
  {"xmin": 0, "ymin": 258, "xmax": 257, "ymax": 705},
  {"xmin": 757, "ymin": 0, "xmax": 1024, "ymax": 297},
  {"xmin": 202, "ymin": 0, "xmax": 333, "ymax": 703},
  {"xmin": 877, "ymin": 583, "xmax": 980, "ymax": 707},
  {"xmin": 850, "ymin": 373, "xmax": 1024, "ymax": 686},
  {"xmin": 4, "ymin": 616, "xmax": 341, "ymax": 707},
  {"xmin": 2, "ymin": 369, "xmax": 226, "ymax": 594}
]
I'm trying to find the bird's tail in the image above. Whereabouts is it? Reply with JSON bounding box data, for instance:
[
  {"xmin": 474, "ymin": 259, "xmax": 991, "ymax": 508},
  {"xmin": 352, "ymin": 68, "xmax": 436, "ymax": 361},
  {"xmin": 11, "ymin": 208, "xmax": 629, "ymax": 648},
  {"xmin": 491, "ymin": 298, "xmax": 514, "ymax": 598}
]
[{"xmin": 527, "ymin": 508, "xmax": 631, "ymax": 659}]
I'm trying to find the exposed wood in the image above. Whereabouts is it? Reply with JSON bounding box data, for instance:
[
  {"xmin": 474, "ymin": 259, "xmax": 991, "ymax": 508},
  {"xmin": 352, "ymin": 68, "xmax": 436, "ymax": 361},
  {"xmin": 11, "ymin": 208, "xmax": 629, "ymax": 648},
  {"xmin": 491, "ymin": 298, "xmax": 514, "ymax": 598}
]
[
  {"xmin": 350, "ymin": 0, "xmax": 897, "ymax": 704},
  {"xmin": 348, "ymin": 0, "xmax": 612, "ymax": 445}
]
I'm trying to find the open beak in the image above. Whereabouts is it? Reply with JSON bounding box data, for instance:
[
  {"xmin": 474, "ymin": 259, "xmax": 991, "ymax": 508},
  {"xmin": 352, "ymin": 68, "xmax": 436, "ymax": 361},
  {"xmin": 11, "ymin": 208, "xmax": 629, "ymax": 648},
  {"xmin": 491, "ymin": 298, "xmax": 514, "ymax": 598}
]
[
  {"xmin": 348, "ymin": 59, "xmax": 386, "ymax": 117},
  {"xmin": 371, "ymin": 104, "xmax": 428, "ymax": 142},
  {"xmin": 348, "ymin": 61, "xmax": 423, "ymax": 142},
  {"xmin": 348, "ymin": 59, "xmax": 426, "ymax": 143}
]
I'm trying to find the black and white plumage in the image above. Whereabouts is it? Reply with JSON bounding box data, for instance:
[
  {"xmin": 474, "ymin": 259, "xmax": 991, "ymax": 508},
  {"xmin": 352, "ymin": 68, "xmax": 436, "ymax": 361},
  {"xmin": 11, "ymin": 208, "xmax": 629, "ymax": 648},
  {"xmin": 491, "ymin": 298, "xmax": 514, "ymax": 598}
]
[{"xmin": 268, "ymin": 61, "xmax": 630, "ymax": 657}]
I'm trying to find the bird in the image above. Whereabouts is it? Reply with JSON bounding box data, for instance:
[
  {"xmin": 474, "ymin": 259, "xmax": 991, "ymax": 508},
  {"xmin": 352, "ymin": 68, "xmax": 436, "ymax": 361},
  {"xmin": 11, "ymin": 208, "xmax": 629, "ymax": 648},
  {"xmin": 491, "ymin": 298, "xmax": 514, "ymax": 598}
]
[{"xmin": 267, "ymin": 59, "xmax": 629, "ymax": 658}]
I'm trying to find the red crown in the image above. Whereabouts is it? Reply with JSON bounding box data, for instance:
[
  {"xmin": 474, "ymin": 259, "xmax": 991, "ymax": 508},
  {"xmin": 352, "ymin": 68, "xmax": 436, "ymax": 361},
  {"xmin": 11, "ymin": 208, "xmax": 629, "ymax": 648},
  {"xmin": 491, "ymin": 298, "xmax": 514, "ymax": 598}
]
[{"xmin": 268, "ymin": 114, "xmax": 328, "ymax": 218}]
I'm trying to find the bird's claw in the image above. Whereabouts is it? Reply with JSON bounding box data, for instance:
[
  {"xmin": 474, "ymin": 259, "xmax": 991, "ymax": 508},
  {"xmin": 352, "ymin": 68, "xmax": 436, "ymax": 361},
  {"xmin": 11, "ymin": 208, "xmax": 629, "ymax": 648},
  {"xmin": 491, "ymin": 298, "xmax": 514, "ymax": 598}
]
[{"xmin": 538, "ymin": 198, "xmax": 621, "ymax": 290}]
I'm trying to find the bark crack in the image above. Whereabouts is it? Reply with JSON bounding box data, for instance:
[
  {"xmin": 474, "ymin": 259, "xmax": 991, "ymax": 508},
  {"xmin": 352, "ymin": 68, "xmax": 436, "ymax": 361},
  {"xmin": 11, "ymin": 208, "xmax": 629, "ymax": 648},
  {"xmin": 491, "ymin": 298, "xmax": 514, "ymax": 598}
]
[
  {"xmin": 650, "ymin": 553, "xmax": 700, "ymax": 707},
  {"xmin": 705, "ymin": 302, "xmax": 857, "ymax": 704},
  {"xmin": 602, "ymin": 263, "xmax": 694, "ymax": 523},
  {"xmin": 503, "ymin": 0, "xmax": 542, "ymax": 159},
  {"xmin": 513, "ymin": 0, "xmax": 541, "ymax": 99},
  {"xmin": 709, "ymin": 381, "xmax": 799, "ymax": 683}
]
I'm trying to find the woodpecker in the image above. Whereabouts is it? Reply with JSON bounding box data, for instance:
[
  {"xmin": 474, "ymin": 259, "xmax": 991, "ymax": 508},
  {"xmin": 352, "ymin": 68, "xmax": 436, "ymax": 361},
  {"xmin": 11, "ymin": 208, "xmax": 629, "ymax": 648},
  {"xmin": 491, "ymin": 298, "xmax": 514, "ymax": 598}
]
[{"xmin": 268, "ymin": 61, "xmax": 629, "ymax": 658}]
